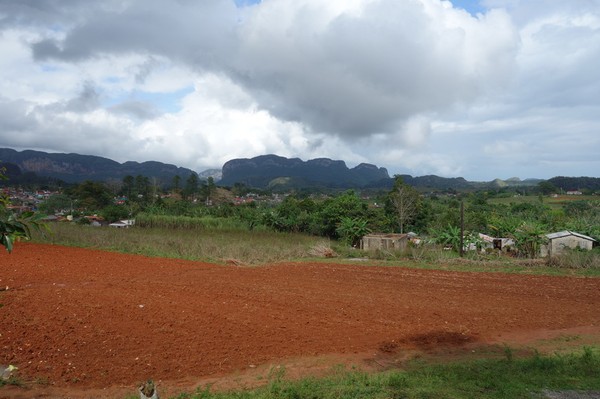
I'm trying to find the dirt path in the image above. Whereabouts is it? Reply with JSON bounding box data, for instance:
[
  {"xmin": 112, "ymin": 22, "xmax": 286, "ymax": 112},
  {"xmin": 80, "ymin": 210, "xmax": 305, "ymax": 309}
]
[{"xmin": 1, "ymin": 243, "xmax": 599, "ymax": 398}]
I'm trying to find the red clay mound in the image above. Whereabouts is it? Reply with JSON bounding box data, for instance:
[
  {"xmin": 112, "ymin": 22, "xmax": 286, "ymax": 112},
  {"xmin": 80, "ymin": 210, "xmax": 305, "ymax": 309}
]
[{"xmin": 1, "ymin": 243, "xmax": 599, "ymax": 397}]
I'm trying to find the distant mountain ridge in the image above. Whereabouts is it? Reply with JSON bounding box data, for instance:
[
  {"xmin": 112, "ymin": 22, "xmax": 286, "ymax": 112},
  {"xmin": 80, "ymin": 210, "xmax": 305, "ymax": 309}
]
[
  {"xmin": 2, "ymin": 148, "xmax": 598, "ymax": 192},
  {"xmin": 0, "ymin": 148, "xmax": 196, "ymax": 184},
  {"xmin": 219, "ymin": 154, "xmax": 390, "ymax": 188},
  {"xmin": 219, "ymin": 155, "xmax": 551, "ymax": 190}
]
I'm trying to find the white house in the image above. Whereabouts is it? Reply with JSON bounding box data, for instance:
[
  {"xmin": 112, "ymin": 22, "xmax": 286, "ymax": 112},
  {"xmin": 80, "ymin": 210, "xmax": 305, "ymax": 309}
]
[
  {"xmin": 109, "ymin": 219, "xmax": 136, "ymax": 228},
  {"xmin": 540, "ymin": 231, "xmax": 597, "ymax": 257}
]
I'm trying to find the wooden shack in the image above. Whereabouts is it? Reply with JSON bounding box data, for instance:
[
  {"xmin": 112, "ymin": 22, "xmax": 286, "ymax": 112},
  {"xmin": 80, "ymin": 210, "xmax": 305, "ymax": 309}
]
[{"xmin": 360, "ymin": 233, "xmax": 408, "ymax": 251}]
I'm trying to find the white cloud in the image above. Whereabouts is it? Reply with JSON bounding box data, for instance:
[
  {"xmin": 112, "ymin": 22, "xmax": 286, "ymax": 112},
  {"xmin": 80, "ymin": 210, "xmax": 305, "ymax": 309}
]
[
  {"xmin": 0, "ymin": 0, "xmax": 598, "ymax": 180},
  {"xmin": 127, "ymin": 74, "xmax": 314, "ymax": 171},
  {"xmin": 227, "ymin": 0, "xmax": 518, "ymax": 137}
]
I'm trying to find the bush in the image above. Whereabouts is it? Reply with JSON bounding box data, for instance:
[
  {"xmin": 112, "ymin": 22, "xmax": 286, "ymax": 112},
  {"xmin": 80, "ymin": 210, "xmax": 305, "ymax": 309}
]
[{"xmin": 546, "ymin": 247, "xmax": 600, "ymax": 269}]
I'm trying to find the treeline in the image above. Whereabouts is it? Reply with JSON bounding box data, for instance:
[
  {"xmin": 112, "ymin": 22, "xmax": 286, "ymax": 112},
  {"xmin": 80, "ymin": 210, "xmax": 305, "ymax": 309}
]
[
  {"xmin": 548, "ymin": 176, "xmax": 600, "ymax": 191},
  {"xmin": 30, "ymin": 173, "xmax": 600, "ymax": 256},
  {"xmin": 0, "ymin": 161, "xmax": 65, "ymax": 188}
]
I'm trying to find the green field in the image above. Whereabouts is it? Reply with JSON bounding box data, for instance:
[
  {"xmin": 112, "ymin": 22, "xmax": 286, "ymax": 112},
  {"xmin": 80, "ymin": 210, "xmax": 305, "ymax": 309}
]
[
  {"xmin": 489, "ymin": 194, "xmax": 597, "ymax": 209},
  {"xmin": 33, "ymin": 221, "xmax": 600, "ymax": 275},
  {"xmin": 33, "ymin": 222, "xmax": 326, "ymax": 265}
]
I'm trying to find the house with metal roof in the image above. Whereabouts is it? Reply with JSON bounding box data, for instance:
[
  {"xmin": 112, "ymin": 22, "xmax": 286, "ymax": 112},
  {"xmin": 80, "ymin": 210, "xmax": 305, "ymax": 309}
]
[{"xmin": 540, "ymin": 231, "xmax": 597, "ymax": 257}]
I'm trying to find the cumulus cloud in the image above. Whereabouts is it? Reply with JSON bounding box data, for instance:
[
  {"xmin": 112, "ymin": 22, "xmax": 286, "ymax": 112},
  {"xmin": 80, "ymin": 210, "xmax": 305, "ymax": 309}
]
[
  {"xmin": 108, "ymin": 101, "xmax": 161, "ymax": 120},
  {"xmin": 0, "ymin": 0, "xmax": 598, "ymax": 179},
  {"xmin": 21, "ymin": 0, "xmax": 518, "ymax": 139},
  {"xmin": 231, "ymin": 0, "xmax": 518, "ymax": 137}
]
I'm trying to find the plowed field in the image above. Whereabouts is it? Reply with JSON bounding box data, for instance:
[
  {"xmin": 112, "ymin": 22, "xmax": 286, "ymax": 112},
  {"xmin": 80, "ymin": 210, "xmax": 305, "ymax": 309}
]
[{"xmin": 1, "ymin": 243, "xmax": 599, "ymax": 398}]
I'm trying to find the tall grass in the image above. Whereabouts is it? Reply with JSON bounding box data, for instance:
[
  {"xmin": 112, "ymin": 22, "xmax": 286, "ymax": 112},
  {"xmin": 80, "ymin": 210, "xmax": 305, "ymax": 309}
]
[
  {"xmin": 33, "ymin": 222, "xmax": 326, "ymax": 265},
  {"xmin": 546, "ymin": 248, "xmax": 600, "ymax": 269},
  {"xmin": 33, "ymin": 223, "xmax": 600, "ymax": 275},
  {"xmin": 135, "ymin": 213, "xmax": 252, "ymax": 231}
]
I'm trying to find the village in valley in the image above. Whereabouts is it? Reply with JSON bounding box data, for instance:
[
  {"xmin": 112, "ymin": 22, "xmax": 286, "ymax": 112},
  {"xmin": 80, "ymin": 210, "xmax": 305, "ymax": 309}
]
[{"xmin": 2, "ymin": 175, "xmax": 598, "ymax": 259}]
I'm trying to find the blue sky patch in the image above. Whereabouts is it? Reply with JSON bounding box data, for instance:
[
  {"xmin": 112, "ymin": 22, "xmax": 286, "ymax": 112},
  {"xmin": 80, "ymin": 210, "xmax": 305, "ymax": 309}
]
[
  {"xmin": 40, "ymin": 64, "xmax": 61, "ymax": 73},
  {"xmin": 234, "ymin": 0, "xmax": 261, "ymax": 8},
  {"xmin": 104, "ymin": 86, "xmax": 195, "ymax": 114},
  {"xmin": 450, "ymin": 0, "xmax": 486, "ymax": 16},
  {"xmin": 102, "ymin": 76, "xmax": 123, "ymax": 84}
]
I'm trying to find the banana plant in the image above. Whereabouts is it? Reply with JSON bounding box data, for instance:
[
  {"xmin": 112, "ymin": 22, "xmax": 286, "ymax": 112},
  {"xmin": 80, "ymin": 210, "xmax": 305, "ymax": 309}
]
[{"xmin": 0, "ymin": 210, "xmax": 47, "ymax": 253}]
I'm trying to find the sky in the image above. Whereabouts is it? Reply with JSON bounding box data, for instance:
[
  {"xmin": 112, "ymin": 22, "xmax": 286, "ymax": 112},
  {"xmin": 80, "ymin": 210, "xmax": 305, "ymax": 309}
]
[{"xmin": 0, "ymin": 0, "xmax": 599, "ymax": 181}]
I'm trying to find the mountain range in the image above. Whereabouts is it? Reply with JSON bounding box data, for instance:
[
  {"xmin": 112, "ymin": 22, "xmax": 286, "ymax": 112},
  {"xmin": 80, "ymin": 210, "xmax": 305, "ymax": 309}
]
[
  {"xmin": 1, "ymin": 147, "xmax": 598, "ymax": 192},
  {"xmin": 219, "ymin": 154, "xmax": 390, "ymax": 188},
  {"xmin": 0, "ymin": 148, "xmax": 195, "ymax": 185}
]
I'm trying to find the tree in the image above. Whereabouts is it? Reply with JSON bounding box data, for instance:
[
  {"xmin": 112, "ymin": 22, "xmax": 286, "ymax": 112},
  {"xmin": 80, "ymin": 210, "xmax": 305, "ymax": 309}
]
[
  {"xmin": 172, "ymin": 175, "xmax": 181, "ymax": 194},
  {"xmin": 0, "ymin": 166, "xmax": 45, "ymax": 252},
  {"xmin": 68, "ymin": 180, "xmax": 113, "ymax": 212},
  {"xmin": 0, "ymin": 209, "xmax": 40, "ymax": 253},
  {"xmin": 564, "ymin": 200, "xmax": 592, "ymax": 218},
  {"xmin": 538, "ymin": 181, "xmax": 558, "ymax": 196},
  {"xmin": 430, "ymin": 224, "xmax": 461, "ymax": 252},
  {"xmin": 201, "ymin": 176, "xmax": 216, "ymax": 205},
  {"xmin": 388, "ymin": 176, "xmax": 420, "ymax": 234},
  {"xmin": 135, "ymin": 175, "xmax": 150, "ymax": 200},
  {"xmin": 336, "ymin": 217, "xmax": 371, "ymax": 247},
  {"xmin": 101, "ymin": 204, "xmax": 131, "ymax": 223},
  {"xmin": 488, "ymin": 215, "xmax": 522, "ymax": 237},
  {"xmin": 122, "ymin": 175, "xmax": 135, "ymax": 199},
  {"xmin": 317, "ymin": 190, "xmax": 369, "ymax": 238},
  {"xmin": 264, "ymin": 196, "xmax": 308, "ymax": 233},
  {"xmin": 38, "ymin": 193, "xmax": 72, "ymax": 215},
  {"xmin": 183, "ymin": 172, "xmax": 199, "ymax": 200},
  {"xmin": 512, "ymin": 222, "xmax": 547, "ymax": 258}
]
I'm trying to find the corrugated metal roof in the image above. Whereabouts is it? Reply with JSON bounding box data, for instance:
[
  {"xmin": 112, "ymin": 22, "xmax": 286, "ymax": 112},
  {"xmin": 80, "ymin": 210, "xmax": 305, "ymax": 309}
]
[{"xmin": 545, "ymin": 231, "xmax": 597, "ymax": 242}]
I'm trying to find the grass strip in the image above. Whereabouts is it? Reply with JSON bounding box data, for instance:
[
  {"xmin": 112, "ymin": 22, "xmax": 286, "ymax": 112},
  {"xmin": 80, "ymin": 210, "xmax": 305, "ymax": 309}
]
[
  {"xmin": 148, "ymin": 347, "xmax": 600, "ymax": 399},
  {"xmin": 32, "ymin": 223, "xmax": 325, "ymax": 265},
  {"xmin": 33, "ymin": 223, "xmax": 600, "ymax": 276}
]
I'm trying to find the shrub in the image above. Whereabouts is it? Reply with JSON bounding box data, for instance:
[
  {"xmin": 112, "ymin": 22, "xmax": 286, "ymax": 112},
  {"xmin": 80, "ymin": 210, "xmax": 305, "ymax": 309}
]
[
  {"xmin": 546, "ymin": 247, "xmax": 600, "ymax": 269},
  {"xmin": 336, "ymin": 217, "xmax": 371, "ymax": 247}
]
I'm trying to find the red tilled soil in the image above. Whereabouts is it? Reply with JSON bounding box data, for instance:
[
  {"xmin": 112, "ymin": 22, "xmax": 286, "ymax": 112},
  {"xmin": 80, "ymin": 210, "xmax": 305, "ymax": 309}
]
[{"xmin": 1, "ymin": 243, "xmax": 599, "ymax": 398}]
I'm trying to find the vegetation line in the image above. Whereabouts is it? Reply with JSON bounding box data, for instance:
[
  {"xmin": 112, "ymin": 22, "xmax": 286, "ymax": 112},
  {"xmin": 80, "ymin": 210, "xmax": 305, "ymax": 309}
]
[
  {"xmin": 123, "ymin": 347, "xmax": 600, "ymax": 399},
  {"xmin": 30, "ymin": 223, "xmax": 600, "ymax": 277}
]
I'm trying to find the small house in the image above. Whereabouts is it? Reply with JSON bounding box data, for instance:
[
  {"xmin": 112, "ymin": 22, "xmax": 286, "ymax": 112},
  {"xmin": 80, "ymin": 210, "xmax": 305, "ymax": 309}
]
[
  {"xmin": 360, "ymin": 233, "xmax": 408, "ymax": 251},
  {"xmin": 540, "ymin": 231, "xmax": 597, "ymax": 257},
  {"xmin": 109, "ymin": 219, "xmax": 136, "ymax": 228},
  {"xmin": 466, "ymin": 233, "xmax": 514, "ymax": 252}
]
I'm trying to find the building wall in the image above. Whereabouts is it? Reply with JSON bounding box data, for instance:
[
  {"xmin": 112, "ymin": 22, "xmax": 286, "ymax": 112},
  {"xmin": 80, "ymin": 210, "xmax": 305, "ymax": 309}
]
[
  {"xmin": 361, "ymin": 235, "xmax": 408, "ymax": 251},
  {"xmin": 548, "ymin": 235, "xmax": 594, "ymax": 255}
]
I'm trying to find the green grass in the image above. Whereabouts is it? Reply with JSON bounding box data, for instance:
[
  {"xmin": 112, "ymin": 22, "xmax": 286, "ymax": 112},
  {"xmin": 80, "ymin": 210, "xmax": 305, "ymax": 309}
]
[
  {"xmin": 124, "ymin": 347, "xmax": 600, "ymax": 399},
  {"xmin": 488, "ymin": 194, "xmax": 597, "ymax": 209},
  {"xmin": 329, "ymin": 244, "xmax": 600, "ymax": 277},
  {"xmin": 32, "ymin": 222, "xmax": 327, "ymax": 265},
  {"xmin": 135, "ymin": 213, "xmax": 252, "ymax": 230},
  {"xmin": 31, "ymin": 223, "xmax": 600, "ymax": 276}
]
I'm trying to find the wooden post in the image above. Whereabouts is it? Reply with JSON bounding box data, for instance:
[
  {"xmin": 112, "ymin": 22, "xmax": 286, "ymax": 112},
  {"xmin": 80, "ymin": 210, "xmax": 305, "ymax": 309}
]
[{"xmin": 460, "ymin": 201, "xmax": 464, "ymax": 257}]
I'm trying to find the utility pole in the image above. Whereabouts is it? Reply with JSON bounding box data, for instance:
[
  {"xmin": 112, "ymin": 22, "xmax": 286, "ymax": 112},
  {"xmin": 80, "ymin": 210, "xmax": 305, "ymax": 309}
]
[{"xmin": 460, "ymin": 200, "xmax": 464, "ymax": 257}]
